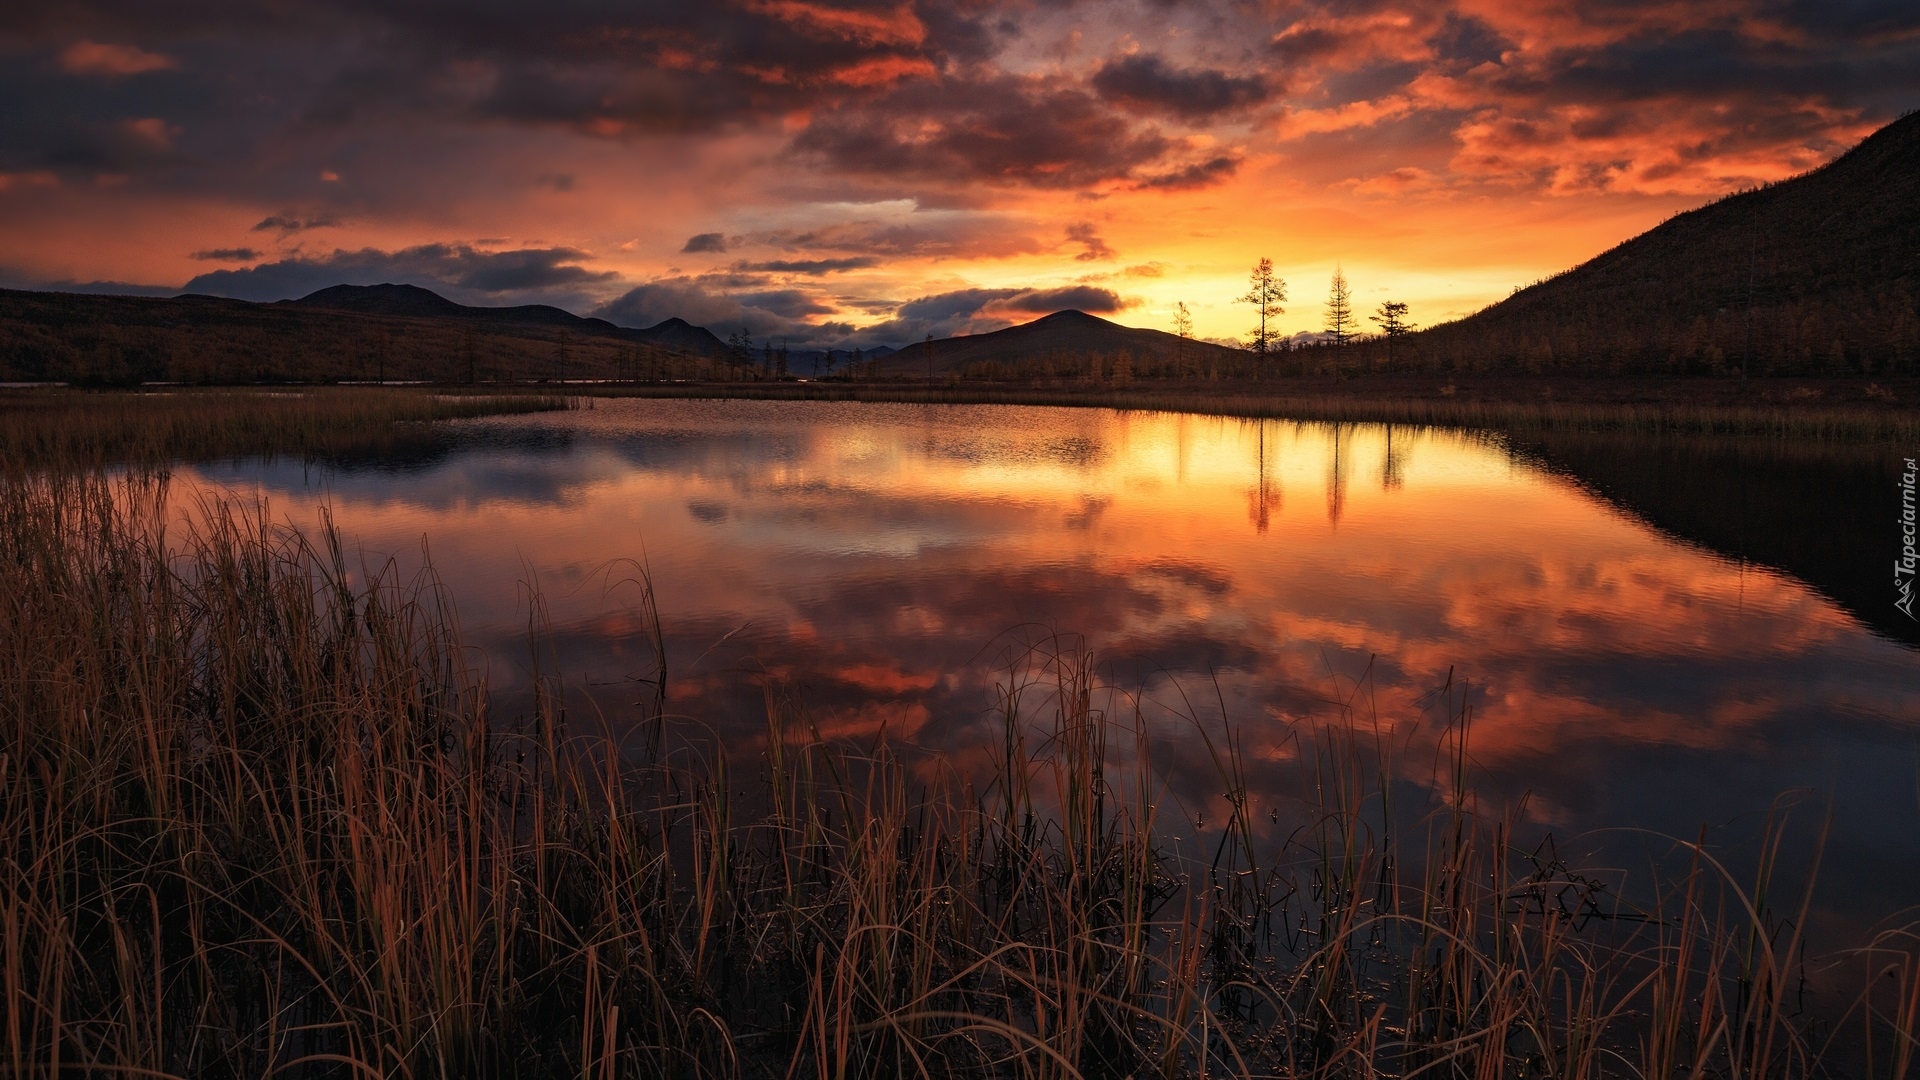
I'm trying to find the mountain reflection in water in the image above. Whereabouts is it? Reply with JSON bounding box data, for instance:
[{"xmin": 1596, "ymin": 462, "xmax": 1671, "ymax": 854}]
[{"xmin": 183, "ymin": 398, "xmax": 1920, "ymax": 944}]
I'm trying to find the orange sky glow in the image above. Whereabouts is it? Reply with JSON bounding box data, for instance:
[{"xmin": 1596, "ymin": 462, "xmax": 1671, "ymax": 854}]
[{"xmin": 2, "ymin": 1, "xmax": 1911, "ymax": 347}]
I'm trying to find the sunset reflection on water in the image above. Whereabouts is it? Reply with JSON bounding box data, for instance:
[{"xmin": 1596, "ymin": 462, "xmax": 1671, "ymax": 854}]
[{"xmin": 180, "ymin": 398, "xmax": 1920, "ymax": 935}]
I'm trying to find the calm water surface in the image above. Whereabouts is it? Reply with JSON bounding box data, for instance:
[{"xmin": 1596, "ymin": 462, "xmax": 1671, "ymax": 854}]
[{"xmin": 184, "ymin": 399, "xmax": 1920, "ymax": 944}]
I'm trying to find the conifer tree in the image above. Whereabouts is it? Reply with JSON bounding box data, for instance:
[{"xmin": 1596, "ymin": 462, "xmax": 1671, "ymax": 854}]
[
  {"xmin": 1172, "ymin": 302, "xmax": 1193, "ymax": 376},
  {"xmin": 1324, "ymin": 268, "xmax": 1356, "ymax": 347},
  {"xmin": 1370, "ymin": 300, "xmax": 1414, "ymax": 366},
  {"xmin": 1238, "ymin": 259, "xmax": 1286, "ymax": 360}
]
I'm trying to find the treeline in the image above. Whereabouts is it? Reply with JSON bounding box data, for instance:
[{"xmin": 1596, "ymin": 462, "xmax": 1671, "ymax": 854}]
[{"xmin": 0, "ymin": 290, "xmax": 735, "ymax": 385}]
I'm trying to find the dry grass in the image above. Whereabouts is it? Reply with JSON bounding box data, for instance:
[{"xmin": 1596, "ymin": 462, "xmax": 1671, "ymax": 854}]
[
  {"xmin": 0, "ymin": 386, "xmax": 568, "ymax": 472},
  {"xmin": 4, "ymin": 470, "xmax": 1918, "ymax": 1078}
]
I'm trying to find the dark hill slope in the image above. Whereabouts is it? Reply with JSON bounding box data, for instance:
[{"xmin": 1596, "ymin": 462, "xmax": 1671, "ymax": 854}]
[
  {"xmin": 0, "ymin": 287, "xmax": 734, "ymax": 384},
  {"xmin": 875, "ymin": 309, "xmax": 1245, "ymax": 378},
  {"xmin": 1407, "ymin": 111, "xmax": 1920, "ymax": 377},
  {"xmin": 291, "ymin": 284, "xmax": 730, "ymax": 357}
]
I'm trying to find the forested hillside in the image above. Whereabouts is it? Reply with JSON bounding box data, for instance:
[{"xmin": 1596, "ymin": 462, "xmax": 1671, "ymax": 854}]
[{"xmin": 1373, "ymin": 110, "xmax": 1920, "ymax": 377}]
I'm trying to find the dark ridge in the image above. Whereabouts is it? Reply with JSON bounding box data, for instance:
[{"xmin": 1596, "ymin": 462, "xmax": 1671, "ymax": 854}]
[
  {"xmin": 0, "ymin": 285, "xmax": 733, "ymax": 384},
  {"xmin": 288, "ymin": 283, "xmax": 730, "ymax": 357},
  {"xmin": 875, "ymin": 308, "xmax": 1244, "ymax": 376},
  {"xmin": 1402, "ymin": 110, "xmax": 1920, "ymax": 376}
]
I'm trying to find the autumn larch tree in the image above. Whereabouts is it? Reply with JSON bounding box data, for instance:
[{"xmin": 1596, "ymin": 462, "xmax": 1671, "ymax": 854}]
[{"xmin": 1238, "ymin": 259, "xmax": 1287, "ymax": 366}]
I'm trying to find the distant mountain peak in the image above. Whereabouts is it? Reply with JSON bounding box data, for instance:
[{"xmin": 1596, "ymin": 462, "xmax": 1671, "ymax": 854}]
[
  {"xmin": 875, "ymin": 306, "xmax": 1239, "ymax": 376},
  {"xmin": 295, "ymin": 283, "xmax": 464, "ymax": 315}
]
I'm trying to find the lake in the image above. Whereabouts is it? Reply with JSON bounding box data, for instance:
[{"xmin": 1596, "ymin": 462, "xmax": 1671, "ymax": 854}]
[{"xmin": 182, "ymin": 397, "xmax": 1920, "ymax": 950}]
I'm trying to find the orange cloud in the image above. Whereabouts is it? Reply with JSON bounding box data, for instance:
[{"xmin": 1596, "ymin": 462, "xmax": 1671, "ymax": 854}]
[
  {"xmin": 747, "ymin": 0, "xmax": 926, "ymax": 47},
  {"xmin": 1447, "ymin": 103, "xmax": 1877, "ymax": 196},
  {"xmin": 1273, "ymin": 96, "xmax": 1415, "ymax": 139},
  {"xmin": 57, "ymin": 40, "xmax": 177, "ymax": 78},
  {"xmin": 827, "ymin": 55, "xmax": 938, "ymax": 88}
]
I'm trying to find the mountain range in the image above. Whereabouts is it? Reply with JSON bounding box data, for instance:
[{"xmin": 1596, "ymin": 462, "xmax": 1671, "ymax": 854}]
[
  {"xmin": 288, "ymin": 283, "xmax": 732, "ymax": 357},
  {"xmin": 2, "ymin": 109, "xmax": 1916, "ymax": 383}
]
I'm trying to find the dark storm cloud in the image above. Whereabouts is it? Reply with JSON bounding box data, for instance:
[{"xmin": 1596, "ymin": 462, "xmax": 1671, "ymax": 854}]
[
  {"xmin": 25, "ymin": 116, "xmax": 181, "ymax": 174},
  {"xmin": 0, "ymin": 0, "xmax": 954, "ymax": 195},
  {"xmin": 895, "ymin": 284, "xmax": 1125, "ymax": 322},
  {"xmin": 1131, "ymin": 155, "xmax": 1240, "ymax": 191},
  {"xmin": 997, "ymin": 285, "xmax": 1125, "ymax": 314},
  {"xmin": 181, "ymin": 243, "xmax": 617, "ymax": 305},
  {"xmin": 253, "ymin": 214, "xmax": 341, "ymax": 234},
  {"xmin": 847, "ymin": 283, "xmax": 1129, "ymax": 343},
  {"xmin": 789, "ymin": 73, "xmax": 1177, "ymax": 188},
  {"xmin": 1091, "ymin": 54, "xmax": 1270, "ymax": 120},
  {"xmin": 1426, "ymin": 13, "xmax": 1513, "ymax": 73},
  {"xmin": 734, "ymin": 289, "xmax": 837, "ymax": 318},
  {"xmin": 190, "ymin": 247, "xmax": 261, "ymax": 261},
  {"xmin": 596, "ymin": 277, "xmax": 853, "ymax": 344},
  {"xmin": 681, "ymin": 232, "xmax": 727, "ymax": 253},
  {"xmin": 895, "ymin": 288, "xmax": 1023, "ymax": 324},
  {"xmin": 732, "ymin": 257, "xmax": 880, "ymax": 274},
  {"xmin": 16, "ymin": 278, "xmax": 179, "ymax": 297},
  {"xmin": 1, "ymin": 0, "xmax": 1916, "ymax": 242},
  {"xmin": 754, "ymin": 214, "xmax": 1045, "ymax": 259},
  {"xmin": 1064, "ymin": 221, "xmax": 1114, "ymax": 261},
  {"xmin": 1268, "ymin": 25, "xmax": 1348, "ymax": 65}
]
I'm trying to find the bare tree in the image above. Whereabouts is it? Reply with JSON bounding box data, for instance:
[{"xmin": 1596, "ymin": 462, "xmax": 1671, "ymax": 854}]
[
  {"xmin": 1370, "ymin": 300, "xmax": 1414, "ymax": 366},
  {"xmin": 1238, "ymin": 258, "xmax": 1287, "ymax": 361}
]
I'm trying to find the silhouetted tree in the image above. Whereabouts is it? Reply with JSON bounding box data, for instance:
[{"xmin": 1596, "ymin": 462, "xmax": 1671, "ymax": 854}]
[
  {"xmin": 1370, "ymin": 300, "xmax": 1413, "ymax": 366},
  {"xmin": 1238, "ymin": 258, "xmax": 1287, "ymax": 361},
  {"xmin": 1324, "ymin": 268, "xmax": 1356, "ymax": 347},
  {"xmin": 1173, "ymin": 301, "xmax": 1193, "ymax": 376}
]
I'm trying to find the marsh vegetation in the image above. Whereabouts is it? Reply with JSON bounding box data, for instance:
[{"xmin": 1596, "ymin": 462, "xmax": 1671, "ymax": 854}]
[{"xmin": 3, "ymin": 390, "xmax": 1918, "ymax": 1078}]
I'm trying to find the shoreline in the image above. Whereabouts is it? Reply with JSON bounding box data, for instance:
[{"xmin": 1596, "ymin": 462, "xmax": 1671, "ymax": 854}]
[{"xmin": 563, "ymin": 375, "xmax": 1920, "ymax": 441}]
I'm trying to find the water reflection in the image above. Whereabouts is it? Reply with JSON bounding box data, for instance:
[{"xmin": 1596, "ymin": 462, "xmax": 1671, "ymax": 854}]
[{"xmin": 181, "ymin": 399, "xmax": 1920, "ymax": 942}]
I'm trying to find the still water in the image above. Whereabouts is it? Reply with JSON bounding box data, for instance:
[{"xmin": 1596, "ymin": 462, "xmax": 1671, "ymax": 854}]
[{"xmin": 185, "ymin": 398, "xmax": 1920, "ymax": 944}]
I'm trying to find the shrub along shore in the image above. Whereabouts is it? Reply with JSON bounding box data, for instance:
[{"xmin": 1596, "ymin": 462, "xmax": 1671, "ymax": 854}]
[
  {"xmin": 2, "ymin": 392, "xmax": 1918, "ymax": 1077},
  {"xmin": 572, "ymin": 375, "xmax": 1920, "ymax": 444}
]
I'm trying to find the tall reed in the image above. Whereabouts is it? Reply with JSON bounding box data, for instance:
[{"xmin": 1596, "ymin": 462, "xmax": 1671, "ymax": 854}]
[{"xmin": 2, "ymin": 471, "xmax": 1914, "ymax": 1077}]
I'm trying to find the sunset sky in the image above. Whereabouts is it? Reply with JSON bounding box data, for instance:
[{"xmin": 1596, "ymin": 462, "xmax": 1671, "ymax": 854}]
[{"xmin": 3, "ymin": 0, "xmax": 1914, "ymax": 348}]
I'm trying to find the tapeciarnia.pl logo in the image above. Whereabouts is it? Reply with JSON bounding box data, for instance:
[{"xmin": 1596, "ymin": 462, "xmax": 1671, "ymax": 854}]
[{"xmin": 1900, "ymin": 457, "xmax": 1918, "ymax": 619}]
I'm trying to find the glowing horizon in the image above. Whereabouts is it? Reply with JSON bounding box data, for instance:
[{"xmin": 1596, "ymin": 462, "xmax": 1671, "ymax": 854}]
[{"xmin": 2, "ymin": 1, "xmax": 1911, "ymax": 348}]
